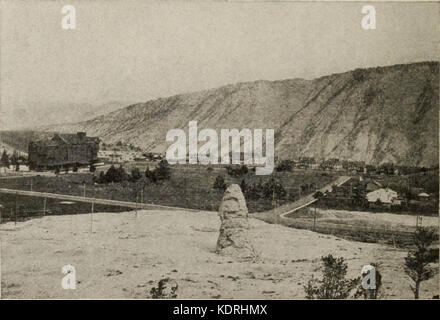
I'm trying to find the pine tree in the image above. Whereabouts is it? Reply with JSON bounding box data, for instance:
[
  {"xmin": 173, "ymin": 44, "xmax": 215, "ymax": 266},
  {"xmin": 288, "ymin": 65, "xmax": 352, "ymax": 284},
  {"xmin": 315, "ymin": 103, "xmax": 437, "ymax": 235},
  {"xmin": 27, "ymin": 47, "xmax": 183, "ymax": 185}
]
[
  {"xmin": 213, "ymin": 175, "xmax": 227, "ymax": 192},
  {"xmin": 404, "ymin": 227, "xmax": 439, "ymax": 299},
  {"xmin": 239, "ymin": 178, "xmax": 248, "ymax": 194},
  {"xmin": 155, "ymin": 160, "xmax": 171, "ymax": 181},
  {"xmin": 145, "ymin": 166, "xmax": 154, "ymax": 182},
  {"xmin": 263, "ymin": 177, "xmax": 286, "ymax": 200},
  {"xmin": 11, "ymin": 150, "xmax": 19, "ymax": 171},
  {"xmin": 130, "ymin": 167, "xmax": 142, "ymax": 182},
  {"xmin": 1, "ymin": 149, "xmax": 10, "ymax": 169}
]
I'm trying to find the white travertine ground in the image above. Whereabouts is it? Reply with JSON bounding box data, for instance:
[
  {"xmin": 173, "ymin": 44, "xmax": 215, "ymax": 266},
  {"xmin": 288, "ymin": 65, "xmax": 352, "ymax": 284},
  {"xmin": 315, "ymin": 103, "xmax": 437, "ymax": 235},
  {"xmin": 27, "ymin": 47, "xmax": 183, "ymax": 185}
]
[{"xmin": 1, "ymin": 210, "xmax": 438, "ymax": 299}]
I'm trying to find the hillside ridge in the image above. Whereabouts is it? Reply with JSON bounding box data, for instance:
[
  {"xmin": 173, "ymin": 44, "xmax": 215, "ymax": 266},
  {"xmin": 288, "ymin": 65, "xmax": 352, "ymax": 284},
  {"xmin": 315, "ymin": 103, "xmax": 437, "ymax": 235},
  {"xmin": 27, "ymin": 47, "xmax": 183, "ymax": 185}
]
[{"xmin": 6, "ymin": 61, "xmax": 439, "ymax": 166}]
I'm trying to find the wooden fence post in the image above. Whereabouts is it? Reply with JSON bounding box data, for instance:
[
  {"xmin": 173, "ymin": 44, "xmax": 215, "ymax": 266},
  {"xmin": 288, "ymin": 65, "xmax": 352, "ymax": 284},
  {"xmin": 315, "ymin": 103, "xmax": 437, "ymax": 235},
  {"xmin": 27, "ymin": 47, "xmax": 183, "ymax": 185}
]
[
  {"xmin": 43, "ymin": 197, "xmax": 47, "ymax": 216},
  {"xmin": 313, "ymin": 206, "xmax": 317, "ymax": 231},
  {"xmin": 135, "ymin": 193, "xmax": 138, "ymax": 218},
  {"xmin": 15, "ymin": 191, "xmax": 18, "ymax": 225}
]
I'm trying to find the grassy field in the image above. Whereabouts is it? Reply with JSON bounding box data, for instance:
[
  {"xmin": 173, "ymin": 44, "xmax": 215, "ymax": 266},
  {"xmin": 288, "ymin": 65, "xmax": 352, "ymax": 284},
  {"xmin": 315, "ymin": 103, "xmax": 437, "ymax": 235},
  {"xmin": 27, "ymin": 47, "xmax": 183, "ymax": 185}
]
[
  {"xmin": 0, "ymin": 164, "xmax": 336, "ymax": 221},
  {"xmin": 2, "ymin": 164, "xmax": 437, "ymax": 249},
  {"xmin": 274, "ymin": 207, "xmax": 439, "ymax": 247}
]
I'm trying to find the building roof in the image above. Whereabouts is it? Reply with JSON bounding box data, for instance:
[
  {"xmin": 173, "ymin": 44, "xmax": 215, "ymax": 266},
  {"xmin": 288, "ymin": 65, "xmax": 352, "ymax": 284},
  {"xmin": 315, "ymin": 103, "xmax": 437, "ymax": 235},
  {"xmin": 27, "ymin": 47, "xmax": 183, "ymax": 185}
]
[
  {"xmin": 55, "ymin": 134, "xmax": 82, "ymax": 144},
  {"xmin": 366, "ymin": 187, "xmax": 399, "ymax": 203},
  {"xmin": 418, "ymin": 192, "xmax": 430, "ymax": 197},
  {"xmin": 54, "ymin": 133, "xmax": 98, "ymax": 144},
  {"xmin": 365, "ymin": 179, "xmax": 383, "ymax": 191},
  {"xmin": 31, "ymin": 132, "xmax": 99, "ymax": 147},
  {"xmin": 410, "ymin": 187, "xmax": 425, "ymax": 196},
  {"xmin": 366, "ymin": 188, "xmax": 398, "ymax": 199},
  {"xmin": 31, "ymin": 139, "xmax": 59, "ymax": 147}
]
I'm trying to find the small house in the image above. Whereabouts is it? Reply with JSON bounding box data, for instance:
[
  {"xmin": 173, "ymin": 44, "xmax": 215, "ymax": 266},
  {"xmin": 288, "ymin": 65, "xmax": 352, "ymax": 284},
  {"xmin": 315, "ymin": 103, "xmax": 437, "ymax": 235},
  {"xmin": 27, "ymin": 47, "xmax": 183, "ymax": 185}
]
[
  {"xmin": 417, "ymin": 192, "xmax": 430, "ymax": 201},
  {"xmin": 366, "ymin": 187, "xmax": 400, "ymax": 205}
]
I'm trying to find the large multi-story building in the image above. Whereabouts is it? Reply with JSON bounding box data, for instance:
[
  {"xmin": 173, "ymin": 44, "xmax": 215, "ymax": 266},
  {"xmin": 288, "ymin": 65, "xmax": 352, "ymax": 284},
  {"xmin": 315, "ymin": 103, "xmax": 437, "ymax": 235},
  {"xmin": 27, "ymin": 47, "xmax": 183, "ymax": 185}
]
[{"xmin": 28, "ymin": 132, "xmax": 100, "ymax": 170}]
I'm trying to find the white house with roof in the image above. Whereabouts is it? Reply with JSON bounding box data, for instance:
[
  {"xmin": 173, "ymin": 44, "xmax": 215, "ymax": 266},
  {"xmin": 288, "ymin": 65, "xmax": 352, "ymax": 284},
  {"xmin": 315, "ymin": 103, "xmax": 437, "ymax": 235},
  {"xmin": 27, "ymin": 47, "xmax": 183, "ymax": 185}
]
[
  {"xmin": 366, "ymin": 187, "xmax": 401, "ymax": 205},
  {"xmin": 417, "ymin": 192, "xmax": 430, "ymax": 201}
]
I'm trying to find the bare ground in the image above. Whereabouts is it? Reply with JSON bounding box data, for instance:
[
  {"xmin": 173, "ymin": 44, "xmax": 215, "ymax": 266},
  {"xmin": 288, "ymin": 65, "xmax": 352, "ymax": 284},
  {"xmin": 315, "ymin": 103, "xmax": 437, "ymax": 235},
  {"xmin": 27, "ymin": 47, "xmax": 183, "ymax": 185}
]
[{"xmin": 1, "ymin": 210, "xmax": 438, "ymax": 299}]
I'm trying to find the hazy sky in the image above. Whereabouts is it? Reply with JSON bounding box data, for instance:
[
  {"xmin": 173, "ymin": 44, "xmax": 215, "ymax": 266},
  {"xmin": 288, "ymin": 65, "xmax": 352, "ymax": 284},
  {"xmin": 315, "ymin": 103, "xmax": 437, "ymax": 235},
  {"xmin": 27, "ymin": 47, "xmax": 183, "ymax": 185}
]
[{"xmin": 1, "ymin": 0, "xmax": 439, "ymax": 120}]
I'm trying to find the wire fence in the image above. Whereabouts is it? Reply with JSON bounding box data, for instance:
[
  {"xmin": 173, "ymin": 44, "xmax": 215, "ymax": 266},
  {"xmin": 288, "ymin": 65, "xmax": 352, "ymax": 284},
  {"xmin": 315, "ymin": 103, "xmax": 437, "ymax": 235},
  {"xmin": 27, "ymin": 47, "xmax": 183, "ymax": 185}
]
[{"xmin": 1, "ymin": 173, "xmax": 437, "ymax": 250}]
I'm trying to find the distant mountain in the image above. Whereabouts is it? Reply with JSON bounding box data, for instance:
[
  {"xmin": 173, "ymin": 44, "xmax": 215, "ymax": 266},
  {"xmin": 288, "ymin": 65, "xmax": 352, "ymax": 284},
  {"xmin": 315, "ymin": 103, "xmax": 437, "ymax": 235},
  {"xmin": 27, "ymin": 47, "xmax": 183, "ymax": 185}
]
[
  {"xmin": 9, "ymin": 62, "xmax": 440, "ymax": 166},
  {"xmin": 0, "ymin": 101, "xmax": 130, "ymax": 130}
]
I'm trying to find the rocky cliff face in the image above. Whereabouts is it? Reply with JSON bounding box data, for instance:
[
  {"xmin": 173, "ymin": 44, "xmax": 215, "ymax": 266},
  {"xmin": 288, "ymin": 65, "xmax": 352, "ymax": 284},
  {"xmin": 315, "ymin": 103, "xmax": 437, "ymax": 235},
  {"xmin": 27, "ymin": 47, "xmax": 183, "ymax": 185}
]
[{"xmin": 41, "ymin": 61, "xmax": 439, "ymax": 166}]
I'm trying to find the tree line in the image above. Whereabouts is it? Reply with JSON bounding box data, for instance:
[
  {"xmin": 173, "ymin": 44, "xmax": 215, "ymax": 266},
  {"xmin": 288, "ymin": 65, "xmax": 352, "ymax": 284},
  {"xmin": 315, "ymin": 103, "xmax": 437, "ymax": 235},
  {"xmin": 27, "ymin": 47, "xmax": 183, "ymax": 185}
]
[
  {"xmin": 95, "ymin": 160, "xmax": 171, "ymax": 184},
  {"xmin": 213, "ymin": 174, "xmax": 287, "ymax": 201},
  {"xmin": 1, "ymin": 149, "xmax": 24, "ymax": 171}
]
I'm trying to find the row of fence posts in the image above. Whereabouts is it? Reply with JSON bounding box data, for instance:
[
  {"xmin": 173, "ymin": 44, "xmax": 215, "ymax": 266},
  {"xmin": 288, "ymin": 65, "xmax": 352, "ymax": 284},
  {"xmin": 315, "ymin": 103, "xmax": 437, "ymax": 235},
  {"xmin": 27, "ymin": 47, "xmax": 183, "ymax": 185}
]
[
  {"xmin": 10, "ymin": 192, "xmax": 47, "ymax": 225},
  {"xmin": 2, "ymin": 179, "xmax": 147, "ymax": 230},
  {"xmin": 83, "ymin": 183, "xmax": 144, "ymax": 233},
  {"xmin": 85, "ymin": 183, "xmax": 94, "ymax": 233}
]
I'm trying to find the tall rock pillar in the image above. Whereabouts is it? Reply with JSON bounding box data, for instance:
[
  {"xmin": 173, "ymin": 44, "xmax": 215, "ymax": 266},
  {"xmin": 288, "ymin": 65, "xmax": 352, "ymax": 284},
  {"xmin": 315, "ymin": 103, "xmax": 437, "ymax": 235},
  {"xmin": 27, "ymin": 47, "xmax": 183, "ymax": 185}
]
[{"xmin": 216, "ymin": 184, "xmax": 255, "ymax": 261}]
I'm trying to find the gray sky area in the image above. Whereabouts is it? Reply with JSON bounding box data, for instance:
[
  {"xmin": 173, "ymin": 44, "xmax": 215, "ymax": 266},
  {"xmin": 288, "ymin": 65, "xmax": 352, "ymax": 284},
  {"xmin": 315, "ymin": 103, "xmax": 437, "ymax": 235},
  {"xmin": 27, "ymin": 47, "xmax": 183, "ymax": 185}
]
[{"xmin": 1, "ymin": 1, "xmax": 439, "ymax": 129}]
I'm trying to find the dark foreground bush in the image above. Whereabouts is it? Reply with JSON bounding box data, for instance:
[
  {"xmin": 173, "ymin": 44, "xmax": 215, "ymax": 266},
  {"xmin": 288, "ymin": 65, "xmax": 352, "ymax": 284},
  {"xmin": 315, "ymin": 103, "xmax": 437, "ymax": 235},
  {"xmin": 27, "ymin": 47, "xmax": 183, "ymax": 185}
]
[
  {"xmin": 304, "ymin": 254, "xmax": 359, "ymax": 299},
  {"xmin": 150, "ymin": 278, "xmax": 178, "ymax": 299}
]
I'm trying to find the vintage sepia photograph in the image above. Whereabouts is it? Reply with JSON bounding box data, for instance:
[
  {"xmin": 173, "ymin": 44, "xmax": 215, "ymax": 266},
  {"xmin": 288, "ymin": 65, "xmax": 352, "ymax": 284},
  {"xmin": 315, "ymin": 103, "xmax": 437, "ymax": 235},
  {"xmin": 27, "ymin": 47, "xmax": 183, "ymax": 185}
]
[{"xmin": 0, "ymin": 0, "xmax": 439, "ymax": 303}]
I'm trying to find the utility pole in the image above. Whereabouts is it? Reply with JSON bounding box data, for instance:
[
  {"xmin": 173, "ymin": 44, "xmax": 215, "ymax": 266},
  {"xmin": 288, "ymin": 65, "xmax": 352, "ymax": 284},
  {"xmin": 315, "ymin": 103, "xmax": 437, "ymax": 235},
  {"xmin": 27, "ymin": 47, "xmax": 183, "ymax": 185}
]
[
  {"xmin": 91, "ymin": 185, "xmax": 95, "ymax": 214},
  {"xmin": 30, "ymin": 177, "xmax": 33, "ymax": 192},
  {"xmin": 273, "ymin": 188, "xmax": 275, "ymax": 208},
  {"xmin": 91, "ymin": 184, "xmax": 96, "ymax": 233},
  {"xmin": 135, "ymin": 193, "xmax": 139, "ymax": 218},
  {"xmin": 14, "ymin": 192, "xmax": 18, "ymax": 225},
  {"xmin": 43, "ymin": 197, "xmax": 47, "ymax": 216},
  {"xmin": 313, "ymin": 205, "xmax": 317, "ymax": 230}
]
